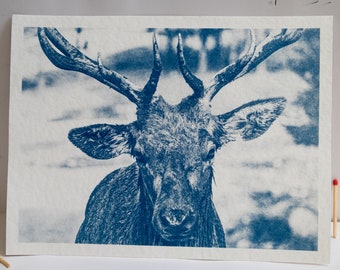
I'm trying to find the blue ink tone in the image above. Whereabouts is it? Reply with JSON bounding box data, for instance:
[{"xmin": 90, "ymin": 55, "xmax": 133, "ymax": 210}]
[
  {"xmin": 51, "ymin": 107, "xmax": 118, "ymax": 122},
  {"xmin": 68, "ymin": 124, "xmax": 133, "ymax": 160},
  {"xmin": 38, "ymin": 27, "xmax": 308, "ymax": 249},
  {"xmin": 22, "ymin": 71, "xmax": 77, "ymax": 92},
  {"xmin": 249, "ymin": 216, "xmax": 317, "ymax": 250},
  {"xmin": 250, "ymin": 216, "xmax": 292, "ymax": 246},
  {"xmin": 22, "ymin": 78, "xmax": 39, "ymax": 91},
  {"xmin": 110, "ymin": 48, "xmax": 154, "ymax": 71},
  {"xmin": 288, "ymin": 234, "xmax": 318, "ymax": 251},
  {"xmin": 284, "ymin": 29, "xmax": 320, "ymax": 146},
  {"xmin": 251, "ymin": 191, "xmax": 292, "ymax": 208},
  {"xmin": 108, "ymin": 44, "xmax": 199, "ymax": 74},
  {"xmin": 224, "ymin": 191, "xmax": 318, "ymax": 250},
  {"xmin": 51, "ymin": 110, "xmax": 81, "ymax": 121},
  {"xmin": 68, "ymin": 96, "xmax": 286, "ymax": 247},
  {"xmin": 218, "ymin": 98, "xmax": 286, "ymax": 141},
  {"xmin": 94, "ymin": 106, "xmax": 119, "ymax": 118},
  {"xmin": 286, "ymin": 125, "xmax": 319, "ymax": 146},
  {"xmin": 226, "ymin": 215, "xmax": 317, "ymax": 251},
  {"xmin": 75, "ymin": 163, "xmax": 226, "ymax": 247}
]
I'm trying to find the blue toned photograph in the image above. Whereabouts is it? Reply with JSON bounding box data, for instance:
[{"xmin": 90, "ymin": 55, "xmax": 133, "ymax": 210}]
[{"xmin": 7, "ymin": 16, "xmax": 332, "ymax": 263}]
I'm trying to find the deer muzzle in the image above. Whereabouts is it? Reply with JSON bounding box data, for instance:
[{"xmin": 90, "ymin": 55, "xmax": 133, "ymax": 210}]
[{"xmin": 153, "ymin": 204, "xmax": 198, "ymax": 241}]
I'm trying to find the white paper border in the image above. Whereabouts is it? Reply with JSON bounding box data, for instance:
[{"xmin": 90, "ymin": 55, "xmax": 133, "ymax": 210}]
[{"xmin": 7, "ymin": 15, "xmax": 332, "ymax": 264}]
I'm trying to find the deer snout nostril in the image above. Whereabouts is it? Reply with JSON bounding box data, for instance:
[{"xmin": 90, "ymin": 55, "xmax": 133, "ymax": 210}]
[
  {"xmin": 160, "ymin": 207, "xmax": 197, "ymax": 229},
  {"xmin": 153, "ymin": 206, "xmax": 198, "ymax": 242},
  {"xmin": 165, "ymin": 209, "xmax": 186, "ymax": 226}
]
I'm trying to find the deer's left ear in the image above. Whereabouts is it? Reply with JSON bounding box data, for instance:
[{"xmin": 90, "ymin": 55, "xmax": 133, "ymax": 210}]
[
  {"xmin": 217, "ymin": 97, "xmax": 286, "ymax": 144},
  {"xmin": 68, "ymin": 124, "xmax": 133, "ymax": 159}
]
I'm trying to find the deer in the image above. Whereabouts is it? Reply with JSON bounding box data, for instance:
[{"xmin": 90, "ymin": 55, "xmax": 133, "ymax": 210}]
[{"xmin": 37, "ymin": 27, "xmax": 303, "ymax": 247}]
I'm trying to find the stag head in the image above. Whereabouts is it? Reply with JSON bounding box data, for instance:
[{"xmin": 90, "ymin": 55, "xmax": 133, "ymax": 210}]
[{"xmin": 38, "ymin": 27, "xmax": 302, "ymax": 243}]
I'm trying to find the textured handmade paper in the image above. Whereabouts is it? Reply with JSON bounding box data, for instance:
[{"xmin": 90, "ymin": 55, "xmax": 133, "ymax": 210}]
[{"xmin": 7, "ymin": 15, "xmax": 332, "ymax": 264}]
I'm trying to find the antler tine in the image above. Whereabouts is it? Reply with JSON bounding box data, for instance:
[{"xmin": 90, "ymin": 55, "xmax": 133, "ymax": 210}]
[
  {"xmin": 142, "ymin": 33, "xmax": 162, "ymax": 103},
  {"xmin": 204, "ymin": 29, "xmax": 256, "ymax": 101},
  {"xmin": 38, "ymin": 27, "xmax": 143, "ymax": 105},
  {"xmin": 177, "ymin": 33, "xmax": 205, "ymax": 98},
  {"xmin": 205, "ymin": 29, "xmax": 304, "ymax": 101},
  {"xmin": 234, "ymin": 29, "xmax": 304, "ymax": 81}
]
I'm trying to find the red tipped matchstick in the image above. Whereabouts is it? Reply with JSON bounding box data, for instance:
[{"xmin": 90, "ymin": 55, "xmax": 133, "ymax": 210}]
[{"xmin": 333, "ymin": 179, "xmax": 338, "ymax": 238}]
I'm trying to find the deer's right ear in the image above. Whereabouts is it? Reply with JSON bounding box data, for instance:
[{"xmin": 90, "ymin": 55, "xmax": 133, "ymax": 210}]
[{"xmin": 68, "ymin": 124, "xmax": 133, "ymax": 160}]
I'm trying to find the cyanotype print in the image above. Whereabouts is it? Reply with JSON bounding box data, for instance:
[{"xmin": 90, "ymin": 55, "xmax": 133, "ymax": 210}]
[
  {"xmin": 22, "ymin": 26, "xmax": 317, "ymax": 248},
  {"xmin": 7, "ymin": 16, "xmax": 332, "ymax": 263}
]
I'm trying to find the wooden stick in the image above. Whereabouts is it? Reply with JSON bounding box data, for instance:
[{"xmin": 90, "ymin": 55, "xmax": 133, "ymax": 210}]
[
  {"xmin": 333, "ymin": 179, "xmax": 338, "ymax": 238},
  {"xmin": 0, "ymin": 256, "xmax": 10, "ymax": 268}
]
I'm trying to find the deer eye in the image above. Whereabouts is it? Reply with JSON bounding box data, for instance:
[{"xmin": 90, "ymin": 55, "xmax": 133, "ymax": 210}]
[{"xmin": 204, "ymin": 144, "xmax": 216, "ymax": 161}]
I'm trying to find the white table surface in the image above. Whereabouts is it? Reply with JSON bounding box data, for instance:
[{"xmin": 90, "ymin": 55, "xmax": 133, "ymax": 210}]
[{"xmin": 0, "ymin": 213, "xmax": 339, "ymax": 270}]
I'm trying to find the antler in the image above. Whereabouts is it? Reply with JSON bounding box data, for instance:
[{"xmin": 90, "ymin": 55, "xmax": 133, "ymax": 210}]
[
  {"xmin": 177, "ymin": 34, "xmax": 205, "ymax": 98},
  {"xmin": 205, "ymin": 29, "xmax": 303, "ymax": 101},
  {"xmin": 177, "ymin": 29, "xmax": 303, "ymax": 102},
  {"xmin": 37, "ymin": 27, "xmax": 162, "ymax": 106},
  {"xmin": 141, "ymin": 34, "xmax": 162, "ymax": 103}
]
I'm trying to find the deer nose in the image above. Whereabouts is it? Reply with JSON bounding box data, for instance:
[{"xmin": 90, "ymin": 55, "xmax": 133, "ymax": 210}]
[
  {"xmin": 165, "ymin": 209, "xmax": 187, "ymax": 226},
  {"xmin": 159, "ymin": 207, "xmax": 197, "ymax": 232}
]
